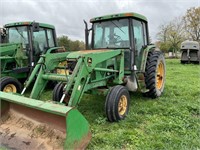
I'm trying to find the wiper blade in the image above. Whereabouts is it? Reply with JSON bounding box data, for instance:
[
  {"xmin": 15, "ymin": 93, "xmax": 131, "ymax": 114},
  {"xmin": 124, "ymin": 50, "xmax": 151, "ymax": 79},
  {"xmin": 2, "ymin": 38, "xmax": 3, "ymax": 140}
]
[
  {"xmin": 111, "ymin": 21, "xmax": 125, "ymax": 35},
  {"xmin": 15, "ymin": 27, "xmax": 25, "ymax": 40}
]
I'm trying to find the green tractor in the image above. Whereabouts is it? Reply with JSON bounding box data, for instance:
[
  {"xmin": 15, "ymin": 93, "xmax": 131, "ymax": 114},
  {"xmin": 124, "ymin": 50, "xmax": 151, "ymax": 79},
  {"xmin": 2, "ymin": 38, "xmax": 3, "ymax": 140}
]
[
  {"xmin": 0, "ymin": 21, "xmax": 59, "ymax": 93},
  {"xmin": 0, "ymin": 12, "xmax": 166, "ymax": 149}
]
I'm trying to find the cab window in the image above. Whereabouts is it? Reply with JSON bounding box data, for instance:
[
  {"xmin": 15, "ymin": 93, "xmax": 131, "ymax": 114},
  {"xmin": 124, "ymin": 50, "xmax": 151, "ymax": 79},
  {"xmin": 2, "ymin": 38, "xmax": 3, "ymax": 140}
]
[
  {"xmin": 8, "ymin": 26, "xmax": 28, "ymax": 48},
  {"xmin": 132, "ymin": 19, "xmax": 148, "ymax": 69},
  {"xmin": 47, "ymin": 29, "xmax": 55, "ymax": 47},
  {"xmin": 93, "ymin": 19, "xmax": 130, "ymax": 49},
  {"xmin": 132, "ymin": 19, "xmax": 145, "ymax": 54},
  {"xmin": 33, "ymin": 28, "xmax": 47, "ymax": 55}
]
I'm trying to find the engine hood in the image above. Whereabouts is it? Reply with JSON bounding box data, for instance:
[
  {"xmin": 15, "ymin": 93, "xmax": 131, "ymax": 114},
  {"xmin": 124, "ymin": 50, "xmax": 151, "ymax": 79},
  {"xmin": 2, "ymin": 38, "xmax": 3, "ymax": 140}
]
[{"xmin": 67, "ymin": 49, "xmax": 116, "ymax": 59}]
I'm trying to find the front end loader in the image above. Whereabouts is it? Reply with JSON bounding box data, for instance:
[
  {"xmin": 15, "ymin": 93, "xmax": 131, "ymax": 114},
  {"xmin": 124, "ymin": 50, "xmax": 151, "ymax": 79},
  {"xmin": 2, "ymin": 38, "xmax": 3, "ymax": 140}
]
[
  {"xmin": 0, "ymin": 92, "xmax": 91, "ymax": 149},
  {"xmin": 0, "ymin": 12, "xmax": 166, "ymax": 149},
  {"xmin": 0, "ymin": 48, "xmax": 91, "ymax": 149}
]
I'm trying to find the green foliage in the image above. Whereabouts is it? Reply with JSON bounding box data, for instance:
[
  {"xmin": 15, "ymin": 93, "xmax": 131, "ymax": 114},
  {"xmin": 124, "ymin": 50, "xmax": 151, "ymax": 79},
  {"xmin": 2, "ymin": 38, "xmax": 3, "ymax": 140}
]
[
  {"xmin": 57, "ymin": 35, "xmax": 85, "ymax": 51},
  {"xmin": 183, "ymin": 7, "xmax": 200, "ymax": 42},
  {"xmin": 159, "ymin": 42, "xmax": 173, "ymax": 53}
]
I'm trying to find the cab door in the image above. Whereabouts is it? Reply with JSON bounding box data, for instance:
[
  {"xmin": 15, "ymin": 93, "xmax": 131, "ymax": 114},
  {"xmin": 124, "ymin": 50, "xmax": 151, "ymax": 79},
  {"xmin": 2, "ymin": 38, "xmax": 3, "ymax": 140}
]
[
  {"xmin": 32, "ymin": 28, "xmax": 56, "ymax": 62},
  {"xmin": 132, "ymin": 19, "xmax": 148, "ymax": 70}
]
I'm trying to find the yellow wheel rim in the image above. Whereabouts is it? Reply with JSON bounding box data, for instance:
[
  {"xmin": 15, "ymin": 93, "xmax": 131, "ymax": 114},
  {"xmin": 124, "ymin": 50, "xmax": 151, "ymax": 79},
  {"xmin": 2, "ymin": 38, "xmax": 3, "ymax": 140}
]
[
  {"xmin": 3, "ymin": 84, "xmax": 17, "ymax": 93},
  {"xmin": 118, "ymin": 95, "xmax": 127, "ymax": 116},
  {"xmin": 156, "ymin": 61, "xmax": 164, "ymax": 90}
]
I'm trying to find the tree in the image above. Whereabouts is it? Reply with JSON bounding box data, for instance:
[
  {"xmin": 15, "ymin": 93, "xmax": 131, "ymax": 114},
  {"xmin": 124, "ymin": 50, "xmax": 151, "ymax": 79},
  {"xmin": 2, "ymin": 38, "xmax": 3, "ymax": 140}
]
[
  {"xmin": 166, "ymin": 18, "xmax": 186, "ymax": 56},
  {"xmin": 57, "ymin": 36, "xmax": 70, "ymax": 50},
  {"xmin": 157, "ymin": 17, "xmax": 186, "ymax": 56},
  {"xmin": 70, "ymin": 40, "xmax": 85, "ymax": 51},
  {"xmin": 183, "ymin": 7, "xmax": 200, "ymax": 42},
  {"xmin": 155, "ymin": 40, "xmax": 173, "ymax": 53},
  {"xmin": 157, "ymin": 24, "xmax": 170, "ymax": 43},
  {"xmin": 57, "ymin": 36, "xmax": 85, "ymax": 51}
]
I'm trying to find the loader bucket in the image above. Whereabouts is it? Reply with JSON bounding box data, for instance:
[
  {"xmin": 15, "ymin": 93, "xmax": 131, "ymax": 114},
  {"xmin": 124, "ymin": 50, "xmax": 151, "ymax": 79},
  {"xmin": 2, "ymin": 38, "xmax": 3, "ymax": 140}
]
[{"xmin": 0, "ymin": 91, "xmax": 91, "ymax": 149}]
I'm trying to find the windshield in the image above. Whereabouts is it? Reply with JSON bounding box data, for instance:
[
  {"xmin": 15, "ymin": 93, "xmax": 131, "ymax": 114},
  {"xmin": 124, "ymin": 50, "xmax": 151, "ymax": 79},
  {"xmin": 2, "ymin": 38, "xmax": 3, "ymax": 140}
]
[
  {"xmin": 8, "ymin": 26, "xmax": 28, "ymax": 48},
  {"xmin": 93, "ymin": 19, "xmax": 130, "ymax": 49}
]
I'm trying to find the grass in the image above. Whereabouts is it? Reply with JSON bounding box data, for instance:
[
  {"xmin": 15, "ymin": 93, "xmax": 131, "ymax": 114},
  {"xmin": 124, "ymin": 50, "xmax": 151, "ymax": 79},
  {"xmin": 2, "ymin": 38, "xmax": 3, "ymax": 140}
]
[
  {"xmin": 7, "ymin": 59, "xmax": 200, "ymax": 149},
  {"xmin": 78, "ymin": 59, "xmax": 200, "ymax": 150}
]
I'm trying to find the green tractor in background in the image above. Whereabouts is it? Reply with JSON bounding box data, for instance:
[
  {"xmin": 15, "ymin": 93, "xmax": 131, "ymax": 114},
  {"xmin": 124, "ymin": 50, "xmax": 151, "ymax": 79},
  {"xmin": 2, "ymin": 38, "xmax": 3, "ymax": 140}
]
[
  {"xmin": 0, "ymin": 21, "xmax": 59, "ymax": 93},
  {"xmin": 0, "ymin": 12, "xmax": 166, "ymax": 149}
]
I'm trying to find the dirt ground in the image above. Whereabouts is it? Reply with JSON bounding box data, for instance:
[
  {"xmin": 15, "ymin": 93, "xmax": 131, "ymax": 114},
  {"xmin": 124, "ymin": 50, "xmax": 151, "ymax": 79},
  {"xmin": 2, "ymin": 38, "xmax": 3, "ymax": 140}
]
[{"xmin": 0, "ymin": 111, "xmax": 65, "ymax": 150}]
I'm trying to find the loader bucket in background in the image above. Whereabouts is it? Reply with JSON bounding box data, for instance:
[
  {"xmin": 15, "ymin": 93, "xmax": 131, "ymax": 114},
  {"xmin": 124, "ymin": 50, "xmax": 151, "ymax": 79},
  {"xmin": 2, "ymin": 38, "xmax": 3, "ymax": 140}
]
[{"xmin": 0, "ymin": 92, "xmax": 91, "ymax": 150}]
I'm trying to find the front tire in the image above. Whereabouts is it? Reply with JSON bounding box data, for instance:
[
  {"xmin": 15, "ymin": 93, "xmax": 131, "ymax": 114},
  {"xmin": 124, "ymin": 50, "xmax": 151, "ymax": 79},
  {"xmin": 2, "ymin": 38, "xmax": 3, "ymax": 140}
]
[
  {"xmin": 144, "ymin": 51, "xmax": 166, "ymax": 98},
  {"xmin": 105, "ymin": 85, "xmax": 130, "ymax": 122},
  {"xmin": 0, "ymin": 77, "xmax": 22, "ymax": 93},
  {"xmin": 52, "ymin": 82, "xmax": 65, "ymax": 102},
  {"xmin": 52, "ymin": 82, "xmax": 69, "ymax": 104}
]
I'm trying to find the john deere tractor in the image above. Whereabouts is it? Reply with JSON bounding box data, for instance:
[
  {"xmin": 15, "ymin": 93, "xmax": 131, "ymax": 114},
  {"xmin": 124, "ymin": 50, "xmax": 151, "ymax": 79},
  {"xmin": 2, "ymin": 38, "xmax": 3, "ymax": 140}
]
[
  {"xmin": 0, "ymin": 21, "xmax": 59, "ymax": 93},
  {"xmin": 0, "ymin": 12, "xmax": 166, "ymax": 149}
]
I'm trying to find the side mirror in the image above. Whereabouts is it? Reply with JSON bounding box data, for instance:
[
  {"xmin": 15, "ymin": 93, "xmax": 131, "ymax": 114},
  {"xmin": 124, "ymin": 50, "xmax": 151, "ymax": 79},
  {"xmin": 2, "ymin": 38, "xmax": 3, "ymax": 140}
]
[{"xmin": 32, "ymin": 22, "xmax": 40, "ymax": 32}]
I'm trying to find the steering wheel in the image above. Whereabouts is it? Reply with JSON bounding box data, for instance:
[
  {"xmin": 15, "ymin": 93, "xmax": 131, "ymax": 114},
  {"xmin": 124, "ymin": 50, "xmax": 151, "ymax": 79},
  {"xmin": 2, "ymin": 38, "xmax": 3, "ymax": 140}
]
[{"xmin": 113, "ymin": 34, "xmax": 122, "ymax": 43}]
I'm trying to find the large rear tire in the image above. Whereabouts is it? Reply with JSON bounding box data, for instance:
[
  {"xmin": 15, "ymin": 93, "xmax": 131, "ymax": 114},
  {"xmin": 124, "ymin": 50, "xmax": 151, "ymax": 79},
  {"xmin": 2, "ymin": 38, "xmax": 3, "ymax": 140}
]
[
  {"xmin": 0, "ymin": 77, "xmax": 22, "ymax": 93},
  {"xmin": 144, "ymin": 51, "xmax": 166, "ymax": 98},
  {"xmin": 105, "ymin": 85, "xmax": 130, "ymax": 122}
]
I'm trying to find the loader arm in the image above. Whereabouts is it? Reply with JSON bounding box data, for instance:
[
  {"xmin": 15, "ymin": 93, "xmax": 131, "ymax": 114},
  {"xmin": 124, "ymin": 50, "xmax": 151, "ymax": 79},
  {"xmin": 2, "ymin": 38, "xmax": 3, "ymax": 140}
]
[
  {"xmin": 26, "ymin": 49, "xmax": 124, "ymax": 107},
  {"xmin": 65, "ymin": 49, "xmax": 124, "ymax": 107},
  {"xmin": 22, "ymin": 47, "xmax": 69, "ymax": 92},
  {"xmin": 26, "ymin": 48, "xmax": 70, "ymax": 99}
]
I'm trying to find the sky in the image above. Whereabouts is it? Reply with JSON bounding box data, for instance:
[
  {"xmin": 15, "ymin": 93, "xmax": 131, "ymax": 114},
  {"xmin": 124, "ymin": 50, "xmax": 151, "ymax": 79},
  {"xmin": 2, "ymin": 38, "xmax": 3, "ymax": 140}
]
[{"xmin": 0, "ymin": 0, "xmax": 199, "ymax": 42}]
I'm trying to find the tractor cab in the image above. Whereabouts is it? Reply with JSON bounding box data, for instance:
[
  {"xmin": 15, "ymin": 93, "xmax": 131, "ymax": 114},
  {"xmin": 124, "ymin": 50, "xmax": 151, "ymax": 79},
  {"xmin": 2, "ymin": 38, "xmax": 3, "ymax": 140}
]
[
  {"xmin": 85, "ymin": 12, "xmax": 149, "ymax": 71},
  {"xmin": 3, "ymin": 22, "xmax": 57, "ymax": 64}
]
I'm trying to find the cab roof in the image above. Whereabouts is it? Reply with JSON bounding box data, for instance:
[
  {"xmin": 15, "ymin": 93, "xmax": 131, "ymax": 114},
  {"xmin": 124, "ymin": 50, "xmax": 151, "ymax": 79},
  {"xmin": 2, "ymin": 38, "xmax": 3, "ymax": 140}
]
[
  {"xmin": 4, "ymin": 21, "xmax": 55, "ymax": 29},
  {"xmin": 90, "ymin": 12, "xmax": 147, "ymax": 23}
]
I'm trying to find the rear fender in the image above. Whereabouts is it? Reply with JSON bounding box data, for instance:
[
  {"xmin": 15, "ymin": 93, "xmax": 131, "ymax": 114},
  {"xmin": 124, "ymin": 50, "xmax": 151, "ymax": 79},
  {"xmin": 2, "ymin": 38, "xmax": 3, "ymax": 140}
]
[
  {"xmin": 135, "ymin": 45, "xmax": 156, "ymax": 92},
  {"xmin": 140, "ymin": 45, "xmax": 156, "ymax": 72}
]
